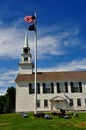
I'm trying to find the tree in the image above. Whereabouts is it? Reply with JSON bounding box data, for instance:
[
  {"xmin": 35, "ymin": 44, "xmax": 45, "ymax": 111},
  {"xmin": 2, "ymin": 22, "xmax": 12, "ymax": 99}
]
[
  {"xmin": 0, "ymin": 95, "xmax": 6, "ymax": 114},
  {"xmin": 0, "ymin": 87, "xmax": 15, "ymax": 114},
  {"xmin": 6, "ymin": 87, "xmax": 16, "ymax": 113}
]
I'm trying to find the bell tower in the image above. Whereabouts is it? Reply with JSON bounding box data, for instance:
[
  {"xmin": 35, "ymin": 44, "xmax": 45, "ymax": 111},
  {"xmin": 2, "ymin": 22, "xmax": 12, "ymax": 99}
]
[{"xmin": 19, "ymin": 29, "xmax": 34, "ymax": 74}]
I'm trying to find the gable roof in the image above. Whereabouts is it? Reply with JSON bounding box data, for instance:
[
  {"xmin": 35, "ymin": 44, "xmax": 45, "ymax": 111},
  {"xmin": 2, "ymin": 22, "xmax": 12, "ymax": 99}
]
[{"xmin": 15, "ymin": 71, "xmax": 86, "ymax": 82}]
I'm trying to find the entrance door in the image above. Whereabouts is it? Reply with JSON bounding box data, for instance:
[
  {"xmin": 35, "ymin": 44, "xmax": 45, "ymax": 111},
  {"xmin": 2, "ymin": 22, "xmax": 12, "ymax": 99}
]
[{"xmin": 52, "ymin": 100, "xmax": 68, "ymax": 111}]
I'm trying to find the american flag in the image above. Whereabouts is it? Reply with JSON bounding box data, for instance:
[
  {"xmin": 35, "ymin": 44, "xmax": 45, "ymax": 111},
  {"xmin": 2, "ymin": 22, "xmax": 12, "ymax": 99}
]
[{"xmin": 24, "ymin": 16, "xmax": 35, "ymax": 23}]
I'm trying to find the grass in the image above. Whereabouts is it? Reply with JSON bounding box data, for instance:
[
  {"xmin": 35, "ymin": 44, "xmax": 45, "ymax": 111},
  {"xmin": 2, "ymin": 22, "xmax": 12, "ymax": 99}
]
[{"xmin": 0, "ymin": 112, "xmax": 86, "ymax": 130}]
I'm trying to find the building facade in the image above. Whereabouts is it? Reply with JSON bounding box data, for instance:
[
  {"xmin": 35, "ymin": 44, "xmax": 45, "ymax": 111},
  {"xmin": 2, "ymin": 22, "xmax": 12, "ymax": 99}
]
[{"xmin": 15, "ymin": 30, "xmax": 86, "ymax": 112}]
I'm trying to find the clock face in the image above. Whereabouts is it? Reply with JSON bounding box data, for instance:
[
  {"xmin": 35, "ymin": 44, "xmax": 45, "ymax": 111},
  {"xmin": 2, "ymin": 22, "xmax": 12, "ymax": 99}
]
[{"xmin": 24, "ymin": 48, "xmax": 28, "ymax": 53}]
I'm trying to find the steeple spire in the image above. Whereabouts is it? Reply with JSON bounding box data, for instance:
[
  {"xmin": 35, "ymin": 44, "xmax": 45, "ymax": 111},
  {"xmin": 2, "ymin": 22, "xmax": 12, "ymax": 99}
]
[
  {"xmin": 24, "ymin": 27, "xmax": 28, "ymax": 48},
  {"xmin": 22, "ymin": 28, "xmax": 32, "ymax": 63}
]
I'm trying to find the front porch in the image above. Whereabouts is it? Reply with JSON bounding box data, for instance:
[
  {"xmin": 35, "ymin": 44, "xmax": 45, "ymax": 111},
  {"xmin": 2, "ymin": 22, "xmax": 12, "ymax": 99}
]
[{"xmin": 49, "ymin": 95, "xmax": 70, "ymax": 112}]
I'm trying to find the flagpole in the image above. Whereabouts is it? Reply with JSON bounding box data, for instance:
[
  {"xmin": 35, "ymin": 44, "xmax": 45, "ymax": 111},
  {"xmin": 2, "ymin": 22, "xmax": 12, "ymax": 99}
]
[
  {"xmin": 24, "ymin": 14, "xmax": 37, "ymax": 114},
  {"xmin": 34, "ymin": 12, "xmax": 37, "ymax": 114}
]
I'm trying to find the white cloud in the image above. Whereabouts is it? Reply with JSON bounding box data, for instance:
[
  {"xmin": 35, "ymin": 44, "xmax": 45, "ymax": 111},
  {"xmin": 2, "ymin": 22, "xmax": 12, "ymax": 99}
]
[
  {"xmin": 0, "ymin": 88, "xmax": 7, "ymax": 95},
  {"xmin": 0, "ymin": 26, "xmax": 24, "ymax": 59},
  {"xmin": 37, "ymin": 36, "xmax": 64, "ymax": 57},
  {"xmin": 0, "ymin": 68, "xmax": 18, "ymax": 95},
  {"xmin": 38, "ymin": 58, "xmax": 86, "ymax": 72},
  {"xmin": 0, "ymin": 22, "xmax": 81, "ymax": 60},
  {"xmin": 36, "ymin": 26, "xmax": 80, "ymax": 59},
  {"xmin": 0, "ymin": 69, "xmax": 17, "ymax": 84}
]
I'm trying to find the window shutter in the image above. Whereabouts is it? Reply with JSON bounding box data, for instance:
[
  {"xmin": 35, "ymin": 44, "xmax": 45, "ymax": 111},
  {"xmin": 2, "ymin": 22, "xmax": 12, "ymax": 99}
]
[
  {"xmin": 70, "ymin": 82, "xmax": 74, "ymax": 93},
  {"xmin": 51, "ymin": 83, "xmax": 54, "ymax": 93},
  {"xmin": 65, "ymin": 82, "xmax": 68, "ymax": 93},
  {"xmin": 57, "ymin": 83, "xmax": 60, "ymax": 93},
  {"xmin": 37, "ymin": 83, "xmax": 40, "ymax": 94},
  {"xmin": 79, "ymin": 82, "xmax": 82, "ymax": 92},
  {"xmin": 43, "ymin": 83, "xmax": 46, "ymax": 93}
]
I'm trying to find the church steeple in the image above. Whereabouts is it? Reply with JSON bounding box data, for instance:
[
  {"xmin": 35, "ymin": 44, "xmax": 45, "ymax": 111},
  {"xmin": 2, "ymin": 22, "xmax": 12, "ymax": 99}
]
[
  {"xmin": 18, "ymin": 28, "xmax": 34, "ymax": 74},
  {"xmin": 21, "ymin": 28, "xmax": 32, "ymax": 63}
]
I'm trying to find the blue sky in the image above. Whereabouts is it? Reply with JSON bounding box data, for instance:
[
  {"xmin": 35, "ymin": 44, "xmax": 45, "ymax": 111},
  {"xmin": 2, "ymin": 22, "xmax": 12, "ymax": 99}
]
[{"xmin": 0, "ymin": 0, "xmax": 86, "ymax": 95}]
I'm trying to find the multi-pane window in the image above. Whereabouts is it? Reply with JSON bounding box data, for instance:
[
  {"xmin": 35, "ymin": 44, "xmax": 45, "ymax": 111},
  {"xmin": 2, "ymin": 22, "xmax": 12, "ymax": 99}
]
[
  {"xmin": 44, "ymin": 99, "xmax": 48, "ymax": 107},
  {"xmin": 59, "ymin": 82, "xmax": 65, "ymax": 92},
  {"xmin": 70, "ymin": 82, "xmax": 82, "ymax": 93},
  {"xmin": 77, "ymin": 98, "xmax": 81, "ymax": 106},
  {"xmin": 70, "ymin": 99, "xmax": 73, "ymax": 106},
  {"xmin": 37, "ymin": 100, "xmax": 40, "ymax": 107},
  {"xmin": 57, "ymin": 82, "xmax": 68, "ymax": 93},
  {"xmin": 29, "ymin": 83, "xmax": 40, "ymax": 94},
  {"xmin": 43, "ymin": 83, "xmax": 54, "ymax": 94}
]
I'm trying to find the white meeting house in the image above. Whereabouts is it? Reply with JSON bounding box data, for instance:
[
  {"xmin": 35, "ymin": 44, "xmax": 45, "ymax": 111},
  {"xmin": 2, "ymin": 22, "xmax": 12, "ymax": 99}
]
[{"xmin": 15, "ymin": 30, "xmax": 86, "ymax": 113}]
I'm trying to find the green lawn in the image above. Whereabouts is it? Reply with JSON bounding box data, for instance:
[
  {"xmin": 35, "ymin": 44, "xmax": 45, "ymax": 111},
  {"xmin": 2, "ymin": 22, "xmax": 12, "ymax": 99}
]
[{"xmin": 0, "ymin": 112, "xmax": 86, "ymax": 130}]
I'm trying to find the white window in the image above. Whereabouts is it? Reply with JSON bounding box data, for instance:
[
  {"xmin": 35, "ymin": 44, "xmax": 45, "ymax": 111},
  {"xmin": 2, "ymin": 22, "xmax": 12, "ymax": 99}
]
[
  {"xmin": 44, "ymin": 99, "xmax": 48, "ymax": 107},
  {"xmin": 29, "ymin": 83, "xmax": 40, "ymax": 94},
  {"xmin": 71, "ymin": 82, "xmax": 82, "ymax": 93},
  {"xmin": 57, "ymin": 82, "xmax": 68, "ymax": 93},
  {"xmin": 77, "ymin": 98, "xmax": 81, "ymax": 106},
  {"xmin": 70, "ymin": 99, "xmax": 73, "ymax": 106},
  {"xmin": 43, "ymin": 83, "xmax": 54, "ymax": 94}
]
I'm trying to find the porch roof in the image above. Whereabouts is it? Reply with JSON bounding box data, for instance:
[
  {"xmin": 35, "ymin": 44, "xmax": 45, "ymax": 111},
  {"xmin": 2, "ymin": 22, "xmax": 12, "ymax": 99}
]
[{"xmin": 49, "ymin": 96, "xmax": 67, "ymax": 102}]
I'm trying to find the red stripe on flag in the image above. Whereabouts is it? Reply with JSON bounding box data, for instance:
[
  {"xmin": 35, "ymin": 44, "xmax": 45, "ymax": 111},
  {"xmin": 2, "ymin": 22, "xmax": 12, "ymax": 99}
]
[{"xmin": 24, "ymin": 16, "xmax": 35, "ymax": 23}]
